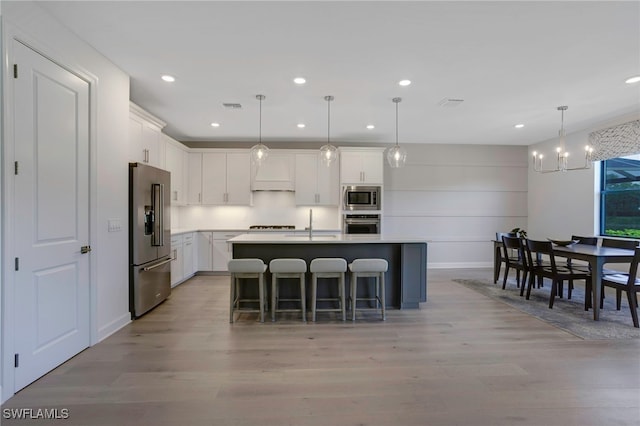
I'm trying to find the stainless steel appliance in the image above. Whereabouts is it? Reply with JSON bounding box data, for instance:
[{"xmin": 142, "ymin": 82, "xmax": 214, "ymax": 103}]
[
  {"xmin": 343, "ymin": 185, "xmax": 381, "ymax": 210},
  {"xmin": 129, "ymin": 162, "xmax": 172, "ymax": 318},
  {"xmin": 249, "ymin": 225, "xmax": 296, "ymax": 230},
  {"xmin": 343, "ymin": 214, "xmax": 381, "ymax": 234}
]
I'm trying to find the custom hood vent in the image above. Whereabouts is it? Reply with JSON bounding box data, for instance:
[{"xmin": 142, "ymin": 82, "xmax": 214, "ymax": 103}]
[{"xmin": 251, "ymin": 152, "xmax": 294, "ymax": 191}]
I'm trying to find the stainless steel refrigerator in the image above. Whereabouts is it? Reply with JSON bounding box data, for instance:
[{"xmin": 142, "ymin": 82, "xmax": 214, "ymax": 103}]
[{"xmin": 129, "ymin": 162, "xmax": 172, "ymax": 318}]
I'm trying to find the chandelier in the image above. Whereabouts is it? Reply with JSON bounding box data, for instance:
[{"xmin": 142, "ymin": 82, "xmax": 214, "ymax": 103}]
[{"xmin": 532, "ymin": 106, "xmax": 594, "ymax": 173}]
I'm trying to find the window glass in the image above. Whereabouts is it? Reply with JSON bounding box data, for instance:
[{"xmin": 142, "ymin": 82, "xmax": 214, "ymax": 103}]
[{"xmin": 601, "ymin": 154, "xmax": 640, "ymax": 238}]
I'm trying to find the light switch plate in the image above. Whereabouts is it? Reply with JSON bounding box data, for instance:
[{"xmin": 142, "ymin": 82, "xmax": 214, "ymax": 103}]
[{"xmin": 108, "ymin": 219, "xmax": 122, "ymax": 232}]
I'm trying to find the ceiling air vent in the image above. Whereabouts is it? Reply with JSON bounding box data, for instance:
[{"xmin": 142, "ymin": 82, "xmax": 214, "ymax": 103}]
[
  {"xmin": 437, "ymin": 98, "xmax": 464, "ymax": 108},
  {"xmin": 223, "ymin": 103, "xmax": 242, "ymax": 109}
]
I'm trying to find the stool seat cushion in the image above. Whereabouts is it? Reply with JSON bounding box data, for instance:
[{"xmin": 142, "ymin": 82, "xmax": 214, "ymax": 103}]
[
  {"xmin": 349, "ymin": 258, "xmax": 388, "ymax": 273},
  {"xmin": 228, "ymin": 259, "xmax": 267, "ymax": 273},
  {"xmin": 269, "ymin": 258, "xmax": 307, "ymax": 273},
  {"xmin": 310, "ymin": 258, "xmax": 347, "ymax": 273}
]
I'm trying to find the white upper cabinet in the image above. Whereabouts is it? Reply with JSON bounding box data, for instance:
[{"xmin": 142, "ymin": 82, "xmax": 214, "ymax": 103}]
[
  {"xmin": 295, "ymin": 152, "xmax": 339, "ymax": 205},
  {"xmin": 188, "ymin": 151, "xmax": 251, "ymax": 205},
  {"xmin": 129, "ymin": 102, "xmax": 166, "ymax": 169},
  {"xmin": 339, "ymin": 148, "xmax": 384, "ymax": 185},
  {"xmin": 164, "ymin": 135, "xmax": 188, "ymax": 205}
]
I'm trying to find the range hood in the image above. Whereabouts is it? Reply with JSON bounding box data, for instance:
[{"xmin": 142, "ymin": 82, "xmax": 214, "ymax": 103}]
[{"xmin": 251, "ymin": 152, "xmax": 295, "ymax": 191}]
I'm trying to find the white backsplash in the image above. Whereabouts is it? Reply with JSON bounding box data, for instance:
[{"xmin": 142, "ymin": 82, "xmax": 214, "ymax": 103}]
[{"xmin": 175, "ymin": 192, "xmax": 340, "ymax": 230}]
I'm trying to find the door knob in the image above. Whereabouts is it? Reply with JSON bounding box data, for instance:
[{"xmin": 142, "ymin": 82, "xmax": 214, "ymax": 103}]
[{"xmin": 80, "ymin": 245, "xmax": 92, "ymax": 254}]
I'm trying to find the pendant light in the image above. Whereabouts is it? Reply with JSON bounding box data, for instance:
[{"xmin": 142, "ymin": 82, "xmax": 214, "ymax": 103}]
[
  {"xmin": 319, "ymin": 95, "xmax": 338, "ymax": 166},
  {"xmin": 387, "ymin": 97, "xmax": 407, "ymax": 168},
  {"xmin": 250, "ymin": 94, "xmax": 269, "ymax": 166}
]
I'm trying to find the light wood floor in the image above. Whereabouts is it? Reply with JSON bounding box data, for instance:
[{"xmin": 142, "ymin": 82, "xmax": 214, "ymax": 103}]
[{"xmin": 2, "ymin": 268, "xmax": 639, "ymax": 426}]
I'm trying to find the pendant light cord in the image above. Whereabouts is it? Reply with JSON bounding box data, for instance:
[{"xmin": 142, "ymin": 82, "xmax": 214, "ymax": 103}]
[
  {"xmin": 395, "ymin": 100, "xmax": 399, "ymax": 147},
  {"xmin": 327, "ymin": 97, "xmax": 331, "ymax": 144},
  {"xmin": 259, "ymin": 96, "xmax": 262, "ymax": 144}
]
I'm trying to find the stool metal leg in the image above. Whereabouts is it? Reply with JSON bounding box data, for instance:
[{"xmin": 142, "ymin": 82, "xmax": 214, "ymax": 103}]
[
  {"xmin": 300, "ymin": 272, "xmax": 307, "ymax": 322},
  {"xmin": 271, "ymin": 273, "xmax": 277, "ymax": 322},
  {"xmin": 229, "ymin": 274, "xmax": 236, "ymax": 323},
  {"xmin": 340, "ymin": 272, "xmax": 346, "ymax": 321},
  {"xmin": 312, "ymin": 273, "xmax": 318, "ymax": 322},
  {"xmin": 380, "ymin": 272, "xmax": 386, "ymax": 321},
  {"xmin": 258, "ymin": 273, "xmax": 265, "ymax": 323},
  {"xmin": 351, "ymin": 272, "xmax": 357, "ymax": 321}
]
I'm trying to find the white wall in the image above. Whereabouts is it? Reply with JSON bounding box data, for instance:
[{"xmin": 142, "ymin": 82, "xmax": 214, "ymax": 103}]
[
  {"xmin": 178, "ymin": 192, "xmax": 341, "ymax": 230},
  {"xmin": 383, "ymin": 144, "xmax": 528, "ymax": 268},
  {"xmin": 528, "ymin": 112, "xmax": 640, "ymax": 241},
  {"xmin": 1, "ymin": 1, "xmax": 130, "ymax": 402}
]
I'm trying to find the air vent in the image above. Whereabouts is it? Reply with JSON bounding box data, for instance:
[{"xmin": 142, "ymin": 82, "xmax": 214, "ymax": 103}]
[
  {"xmin": 223, "ymin": 103, "xmax": 242, "ymax": 109},
  {"xmin": 437, "ymin": 98, "xmax": 464, "ymax": 108}
]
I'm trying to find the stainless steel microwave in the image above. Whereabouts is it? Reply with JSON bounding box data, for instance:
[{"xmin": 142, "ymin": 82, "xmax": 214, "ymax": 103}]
[{"xmin": 343, "ymin": 185, "xmax": 381, "ymax": 210}]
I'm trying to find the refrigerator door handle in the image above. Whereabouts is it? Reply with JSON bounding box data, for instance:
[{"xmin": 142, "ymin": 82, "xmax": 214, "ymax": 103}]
[
  {"xmin": 142, "ymin": 258, "xmax": 173, "ymax": 271},
  {"xmin": 151, "ymin": 183, "xmax": 164, "ymax": 246}
]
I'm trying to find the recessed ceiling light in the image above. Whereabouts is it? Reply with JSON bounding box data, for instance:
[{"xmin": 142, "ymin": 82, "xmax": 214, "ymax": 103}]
[
  {"xmin": 514, "ymin": 124, "xmax": 525, "ymax": 129},
  {"xmin": 293, "ymin": 77, "xmax": 306, "ymax": 85},
  {"xmin": 297, "ymin": 123, "xmax": 306, "ymax": 128},
  {"xmin": 161, "ymin": 75, "xmax": 175, "ymax": 82},
  {"xmin": 210, "ymin": 122, "xmax": 220, "ymax": 127},
  {"xmin": 398, "ymin": 79, "xmax": 411, "ymax": 86},
  {"xmin": 625, "ymin": 75, "xmax": 640, "ymax": 84},
  {"xmin": 366, "ymin": 124, "xmax": 375, "ymax": 129}
]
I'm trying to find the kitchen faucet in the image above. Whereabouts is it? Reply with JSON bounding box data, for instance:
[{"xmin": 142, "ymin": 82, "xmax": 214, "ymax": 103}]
[{"xmin": 309, "ymin": 209, "xmax": 313, "ymax": 238}]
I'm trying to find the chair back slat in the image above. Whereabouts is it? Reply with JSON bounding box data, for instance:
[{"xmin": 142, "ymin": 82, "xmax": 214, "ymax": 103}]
[
  {"xmin": 571, "ymin": 235, "xmax": 597, "ymax": 246},
  {"xmin": 602, "ymin": 238, "xmax": 639, "ymax": 250},
  {"xmin": 627, "ymin": 247, "xmax": 640, "ymax": 286},
  {"xmin": 526, "ymin": 239, "xmax": 557, "ymax": 271}
]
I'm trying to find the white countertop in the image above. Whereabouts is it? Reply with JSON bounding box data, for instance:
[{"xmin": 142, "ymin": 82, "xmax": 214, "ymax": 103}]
[
  {"xmin": 228, "ymin": 233, "xmax": 427, "ymax": 244},
  {"xmin": 171, "ymin": 228, "xmax": 341, "ymax": 235}
]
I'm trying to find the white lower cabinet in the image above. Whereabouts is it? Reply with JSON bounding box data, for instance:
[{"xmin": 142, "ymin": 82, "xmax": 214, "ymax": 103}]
[
  {"xmin": 183, "ymin": 233, "xmax": 196, "ymax": 277},
  {"xmin": 197, "ymin": 231, "xmax": 213, "ymax": 271},
  {"xmin": 171, "ymin": 233, "xmax": 196, "ymax": 287},
  {"xmin": 212, "ymin": 232, "xmax": 242, "ymax": 271},
  {"xmin": 170, "ymin": 235, "xmax": 184, "ymax": 287}
]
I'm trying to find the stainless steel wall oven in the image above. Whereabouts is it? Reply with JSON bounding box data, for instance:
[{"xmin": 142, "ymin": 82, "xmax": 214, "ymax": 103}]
[{"xmin": 343, "ymin": 214, "xmax": 381, "ymax": 234}]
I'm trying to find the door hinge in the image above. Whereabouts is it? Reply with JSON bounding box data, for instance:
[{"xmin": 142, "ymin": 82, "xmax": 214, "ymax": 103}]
[
  {"xmin": 13, "ymin": 64, "xmax": 18, "ymax": 78},
  {"xmin": 15, "ymin": 161, "xmax": 19, "ymax": 175},
  {"xmin": 14, "ymin": 354, "xmax": 19, "ymax": 368},
  {"xmin": 15, "ymin": 257, "xmax": 19, "ymax": 271}
]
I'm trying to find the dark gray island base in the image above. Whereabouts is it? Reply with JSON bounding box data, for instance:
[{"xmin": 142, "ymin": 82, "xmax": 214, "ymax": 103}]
[{"xmin": 230, "ymin": 234, "xmax": 427, "ymax": 309}]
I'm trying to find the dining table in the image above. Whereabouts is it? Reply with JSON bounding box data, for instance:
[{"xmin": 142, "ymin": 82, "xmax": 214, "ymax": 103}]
[{"xmin": 552, "ymin": 244, "xmax": 636, "ymax": 320}]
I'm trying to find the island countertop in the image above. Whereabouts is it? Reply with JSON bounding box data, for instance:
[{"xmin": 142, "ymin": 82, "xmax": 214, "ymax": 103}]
[{"xmin": 228, "ymin": 233, "xmax": 428, "ymax": 244}]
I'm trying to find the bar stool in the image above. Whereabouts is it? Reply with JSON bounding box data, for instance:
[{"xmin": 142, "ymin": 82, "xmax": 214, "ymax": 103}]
[
  {"xmin": 310, "ymin": 258, "xmax": 347, "ymax": 322},
  {"xmin": 269, "ymin": 258, "xmax": 307, "ymax": 322},
  {"xmin": 228, "ymin": 259, "xmax": 267, "ymax": 323},
  {"xmin": 349, "ymin": 258, "xmax": 388, "ymax": 321}
]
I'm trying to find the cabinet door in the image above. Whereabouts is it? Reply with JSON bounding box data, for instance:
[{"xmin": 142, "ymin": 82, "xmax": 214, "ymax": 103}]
[
  {"xmin": 316, "ymin": 156, "xmax": 339, "ymax": 205},
  {"xmin": 225, "ymin": 153, "xmax": 251, "ymax": 205},
  {"xmin": 187, "ymin": 153, "xmax": 203, "ymax": 204},
  {"xmin": 197, "ymin": 232, "xmax": 213, "ymax": 271},
  {"xmin": 294, "ymin": 153, "xmax": 319, "ymax": 205},
  {"xmin": 359, "ymin": 151, "xmax": 383, "ymax": 184},
  {"xmin": 183, "ymin": 237, "xmax": 195, "ymax": 278},
  {"xmin": 165, "ymin": 141, "xmax": 185, "ymax": 205},
  {"xmin": 339, "ymin": 151, "xmax": 365, "ymax": 184},
  {"xmin": 142, "ymin": 124, "xmax": 163, "ymax": 168},
  {"xmin": 212, "ymin": 232, "xmax": 241, "ymax": 271},
  {"xmin": 171, "ymin": 243, "xmax": 184, "ymax": 287},
  {"xmin": 202, "ymin": 152, "xmax": 227, "ymax": 204},
  {"xmin": 129, "ymin": 116, "xmax": 145, "ymax": 163}
]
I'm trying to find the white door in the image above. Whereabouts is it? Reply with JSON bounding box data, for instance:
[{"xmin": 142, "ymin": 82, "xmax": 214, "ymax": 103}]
[{"xmin": 13, "ymin": 41, "xmax": 91, "ymax": 391}]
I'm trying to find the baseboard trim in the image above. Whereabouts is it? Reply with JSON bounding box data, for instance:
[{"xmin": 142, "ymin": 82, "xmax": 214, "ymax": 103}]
[
  {"xmin": 97, "ymin": 313, "xmax": 131, "ymax": 343},
  {"xmin": 429, "ymin": 262, "xmax": 492, "ymax": 269}
]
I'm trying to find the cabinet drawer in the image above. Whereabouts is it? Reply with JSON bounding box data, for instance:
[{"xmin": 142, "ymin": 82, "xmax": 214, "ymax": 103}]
[
  {"xmin": 183, "ymin": 233, "xmax": 194, "ymax": 242},
  {"xmin": 170, "ymin": 235, "xmax": 183, "ymax": 246}
]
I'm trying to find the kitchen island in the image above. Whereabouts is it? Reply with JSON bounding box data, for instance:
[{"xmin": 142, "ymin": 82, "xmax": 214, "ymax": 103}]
[{"xmin": 229, "ymin": 234, "xmax": 427, "ymax": 309}]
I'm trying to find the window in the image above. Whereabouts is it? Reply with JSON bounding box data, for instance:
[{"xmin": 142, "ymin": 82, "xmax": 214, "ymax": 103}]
[{"xmin": 600, "ymin": 154, "xmax": 640, "ymax": 238}]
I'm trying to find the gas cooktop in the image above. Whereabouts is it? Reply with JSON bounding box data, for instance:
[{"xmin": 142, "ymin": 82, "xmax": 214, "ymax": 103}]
[{"xmin": 249, "ymin": 225, "xmax": 296, "ymax": 230}]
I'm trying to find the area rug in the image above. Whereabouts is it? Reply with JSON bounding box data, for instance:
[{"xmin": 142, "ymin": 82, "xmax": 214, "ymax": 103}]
[{"xmin": 453, "ymin": 278, "xmax": 640, "ymax": 340}]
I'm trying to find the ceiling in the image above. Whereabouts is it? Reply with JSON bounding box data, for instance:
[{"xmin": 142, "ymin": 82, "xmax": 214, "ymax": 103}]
[{"xmin": 35, "ymin": 1, "xmax": 640, "ymax": 147}]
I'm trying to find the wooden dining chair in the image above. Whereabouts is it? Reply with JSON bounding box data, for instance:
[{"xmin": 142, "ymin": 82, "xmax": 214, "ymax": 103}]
[
  {"xmin": 501, "ymin": 236, "xmax": 527, "ymax": 290},
  {"xmin": 525, "ymin": 239, "xmax": 592, "ymax": 310},
  {"xmin": 600, "ymin": 246, "xmax": 640, "ymax": 327},
  {"xmin": 565, "ymin": 235, "xmax": 598, "ymax": 299},
  {"xmin": 495, "ymin": 232, "xmax": 517, "ymax": 284}
]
